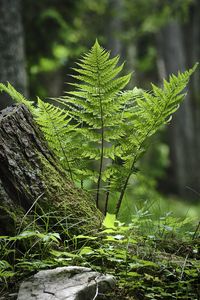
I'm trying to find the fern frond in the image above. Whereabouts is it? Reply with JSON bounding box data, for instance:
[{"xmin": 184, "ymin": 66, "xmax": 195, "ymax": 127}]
[
  {"xmin": 35, "ymin": 98, "xmax": 76, "ymax": 180},
  {"xmin": 0, "ymin": 82, "xmax": 34, "ymax": 112},
  {"xmin": 115, "ymin": 63, "xmax": 198, "ymax": 215},
  {"xmin": 58, "ymin": 39, "xmax": 132, "ymax": 209}
]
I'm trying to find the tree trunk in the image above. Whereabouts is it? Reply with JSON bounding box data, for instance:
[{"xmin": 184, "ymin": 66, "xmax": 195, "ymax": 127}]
[
  {"xmin": 0, "ymin": 104, "xmax": 102, "ymax": 235},
  {"xmin": 106, "ymin": 0, "xmax": 125, "ymax": 58},
  {"xmin": 0, "ymin": 0, "xmax": 27, "ymax": 110},
  {"xmin": 156, "ymin": 13, "xmax": 200, "ymax": 200}
]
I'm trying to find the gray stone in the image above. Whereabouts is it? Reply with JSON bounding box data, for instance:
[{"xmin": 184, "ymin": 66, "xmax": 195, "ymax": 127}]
[{"xmin": 17, "ymin": 266, "xmax": 116, "ymax": 300}]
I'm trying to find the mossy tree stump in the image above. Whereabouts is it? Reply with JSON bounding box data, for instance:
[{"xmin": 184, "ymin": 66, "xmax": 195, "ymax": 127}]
[{"xmin": 0, "ymin": 104, "xmax": 102, "ymax": 235}]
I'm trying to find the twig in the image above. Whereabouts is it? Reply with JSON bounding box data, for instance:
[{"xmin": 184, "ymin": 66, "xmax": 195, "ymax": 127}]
[
  {"xmin": 92, "ymin": 280, "xmax": 99, "ymax": 300},
  {"xmin": 88, "ymin": 275, "xmax": 99, "ymax": 300}
]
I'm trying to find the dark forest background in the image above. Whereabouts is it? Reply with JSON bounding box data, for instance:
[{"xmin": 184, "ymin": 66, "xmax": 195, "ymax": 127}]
[{"xmin": 0, "ymin": 0, "xmax": 199, "ymax": 217}]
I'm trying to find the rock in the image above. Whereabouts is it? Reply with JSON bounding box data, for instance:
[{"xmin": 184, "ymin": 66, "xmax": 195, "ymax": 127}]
[{"xmin": 17, "ymin": 266, "xmax": 116, "ymax": 300}]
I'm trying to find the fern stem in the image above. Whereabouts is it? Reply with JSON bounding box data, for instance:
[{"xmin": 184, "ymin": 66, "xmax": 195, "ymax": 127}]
[
  {"xmin": 81, "ymin": 179, "xmax": 84, "ymax": 189},
  {"xmin": 96, "ymin": 56, "xmax": 104, "ymax": 209},
  {"xmin": 115, "ymin": 170, "xmax": 132, "ymax": 217},
  {"xmin": 96, "ymin": 117, "xmax": 104, "ymax": 208},
  {"xmin": 104, "ymin": 178, "xmax": 111, "ymax": 215}
]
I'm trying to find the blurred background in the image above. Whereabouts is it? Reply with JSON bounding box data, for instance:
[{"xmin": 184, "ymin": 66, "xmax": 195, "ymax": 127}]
[{"xmin": 0, "ymin": 0, "xmax": 199, "ymax": 220}]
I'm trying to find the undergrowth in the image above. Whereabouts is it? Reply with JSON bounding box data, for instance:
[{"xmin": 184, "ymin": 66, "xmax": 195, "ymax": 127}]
[{"xmin": 0, "ymin": 210, "xmax": 199, "ymax": 299}]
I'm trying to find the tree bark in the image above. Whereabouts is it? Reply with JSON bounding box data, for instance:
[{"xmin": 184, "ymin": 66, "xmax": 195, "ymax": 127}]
[
  {"xmin": 156, "ymin": 12, "xmax": 200, "ymax": 200},
  {"xmin": 0, "ymin": 104, "xmax": 102, "ymax": 235},
  {"xmin": 0, "ymin": 0, "xmax": 27, "ymax": 110}
]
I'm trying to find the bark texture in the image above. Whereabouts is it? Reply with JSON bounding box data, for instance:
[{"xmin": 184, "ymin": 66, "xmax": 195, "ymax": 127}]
[
  {"xmin": 0, "ymin": 104, "xmax": 102, "ymax": 235},
  {"xmin": 156, "ymin": 6, "xmax": 200, "ymax": 200},
  {"xmin": 0, "ymin": 0, "xmax": 27, "ymax": 109}
]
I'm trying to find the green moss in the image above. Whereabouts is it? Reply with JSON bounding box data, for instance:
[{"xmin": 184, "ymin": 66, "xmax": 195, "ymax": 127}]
[
  {"xmin": 0, "ymin": 203, "xmax": 26, "ymax": 235},
  {"xmin": 34, "ymin": 152, "xmax": 103, "ymax": 235}
]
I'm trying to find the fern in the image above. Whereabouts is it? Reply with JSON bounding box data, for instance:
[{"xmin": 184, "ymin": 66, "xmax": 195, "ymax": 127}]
[
  {"xmin": 59, "ymin": 40, "xmax": 196, "ymax": 215},
  {"xmin": 114, "ymin": 64, "xmax": 198, "ymax": 215},
  {"xmin": 0, "ymin": 82, "xmax": 34, "ymax": 112},
  {"xmin": 0, "ymin": 42, "xmax": 197, "ymax": 217},
  {"xmin": 58, "ymin": 40, "xmax": 131, "ymax": 208},
  {"xmin": 34, "ymin": 98, "xmax": 76, "ymax": 180}
]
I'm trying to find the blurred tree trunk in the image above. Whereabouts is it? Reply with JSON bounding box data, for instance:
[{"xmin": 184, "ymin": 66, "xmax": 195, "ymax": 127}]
[
  {"xmin": 0, "ymin": 0, "xmax": 27, "ymax": 109},
  {"xmin": 156, "ymin": 1, "xmax": 200, "ymax": 200},
  {"xmin": 106, "ymin": 0, "xmax": 125, "ymax": 58}
]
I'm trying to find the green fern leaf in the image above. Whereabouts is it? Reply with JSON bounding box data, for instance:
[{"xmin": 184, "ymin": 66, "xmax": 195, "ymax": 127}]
[
  {"xmin": 35, "ymin": 97, "xmax": 76, "ymax": 179},
  {"xmin": 0, "ymin": 82, "xmax": 34, "ymax": 112},
  {"xmin": 58, "ymin": 40, "xmax": 132, "ymax": 208},
  {"xmin": 114, "ymin": 63, "xmax": 198, "ymax": 215}
]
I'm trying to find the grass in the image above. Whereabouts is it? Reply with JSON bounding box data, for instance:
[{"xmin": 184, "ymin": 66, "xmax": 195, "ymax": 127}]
[
  {"xmin": 106, "ymin": 172, "xmax": 200, "ymax": 224},
  {"xmin": 0, "ymin": 196, "xmax": 199, "ymax": 299}
]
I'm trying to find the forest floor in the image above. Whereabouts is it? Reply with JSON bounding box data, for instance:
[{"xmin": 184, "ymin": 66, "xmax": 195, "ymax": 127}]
[
  {"xmin": 1, "ymin": 238, "xmax": 200, "ymax": 300},
  {"xmin": 0, "ymin": 214, "xmax": 199, "ymax": 299}
]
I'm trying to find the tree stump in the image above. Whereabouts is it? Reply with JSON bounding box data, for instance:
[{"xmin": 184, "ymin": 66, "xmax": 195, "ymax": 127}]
[{"xmin": 0, "ymin": 104, "xmax": 102, "ymax": 235}]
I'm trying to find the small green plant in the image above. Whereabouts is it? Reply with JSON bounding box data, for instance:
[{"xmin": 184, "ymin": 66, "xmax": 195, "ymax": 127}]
[
  {"xmin": 0, "ymin": 41, "xmax": 197, "ymax": 217},
  {"xmin": 0, "ymin": 208, "xmax": 199, "ymax": 299},
  {"xmin": 74, "ymin": 213, "xmax": 200, "ymax": 299}
]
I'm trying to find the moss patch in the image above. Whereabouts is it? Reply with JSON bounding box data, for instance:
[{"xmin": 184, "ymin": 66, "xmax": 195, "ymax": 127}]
[{"xmin": 29, "ymin": 152, "xmax": 103, "ymax": 235}]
